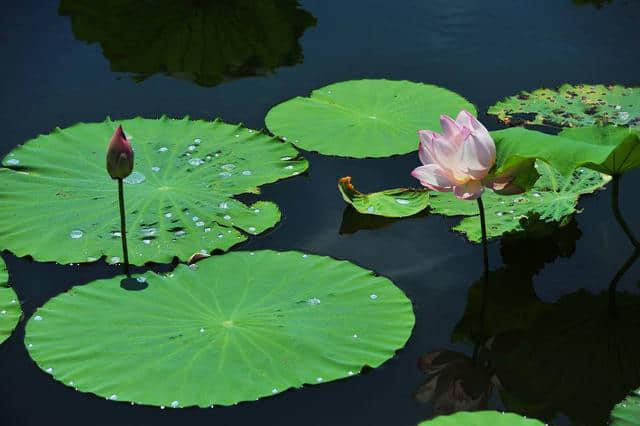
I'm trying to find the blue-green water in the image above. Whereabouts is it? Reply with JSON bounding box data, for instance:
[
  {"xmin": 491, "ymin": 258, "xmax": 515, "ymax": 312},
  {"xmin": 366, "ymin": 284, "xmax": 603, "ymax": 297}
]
[{"xmin": 1, "ymin": 1, "xmax": 639, "ymax": 425}]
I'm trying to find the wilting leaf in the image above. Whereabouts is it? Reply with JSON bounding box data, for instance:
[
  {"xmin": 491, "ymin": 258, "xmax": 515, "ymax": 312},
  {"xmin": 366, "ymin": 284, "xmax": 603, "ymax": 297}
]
[
  {"xmin": 611, "ymin": 388, "xmax": 640, "ymax": 426},
  {"xmin": 488, "ymin": 84, "xmax": 640, "ymax": 128},
  {"xmin": 338, "ymin": 162, "xmax": 608, "ymax": 242},
  {"xmin": 0, "ymin": 117, "xmax": 307, "ymax": 265},
  {"xmin": 59, "ymin": 0, "xmax": 316, "ymax": 87},
  {"xmin": 418, "ymin": 411, "xmax": 544, "ymax": 425},
  {"xmin": 0, "ymin": 257, "xmax": 20, "ymax": 344},
  {"xmin": 265, "ymin": 79, "xmax": 476, "ymax": 158},
  {"xmin": 25, "ymin": 251, "xmax": 414, "ymax": 407}
]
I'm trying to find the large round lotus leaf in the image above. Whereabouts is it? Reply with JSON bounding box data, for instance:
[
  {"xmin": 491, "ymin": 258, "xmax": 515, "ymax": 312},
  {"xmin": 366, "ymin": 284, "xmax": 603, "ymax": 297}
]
[
  {"xmin": 488, "ymin": 84, "xmax": 640, "ymax": 128},
  {"xmin": 24, "ymin": 250, "xmax": 415, "ymax": 407},
  {"xmin": 0, "ymin": 117, "xmax": 307, "ymax": 265},
  {"xmin": 418, "ymin": 411, "xmax": 544, "ymax": 425},
  {"xmin": 0, "ymin": 257, "xmax": 21, "ymax": 344},
  {"xmin": 59, "ymin": 0, "xmax": 316, "ymax": 87},
  {"xmin": 611, "ymin": 388, "xmax": 640, "ymax": 425},
  {"xmin": 265, "ymin": 79, "xmax": 476, "ymax": 158}
]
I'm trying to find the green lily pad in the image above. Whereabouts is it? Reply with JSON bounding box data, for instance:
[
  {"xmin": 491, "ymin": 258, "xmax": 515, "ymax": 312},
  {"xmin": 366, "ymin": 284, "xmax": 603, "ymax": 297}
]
[
  {"xmin": 339, "ymin": 162, "xmax": 608, "ymax": 242},
  {"xmin": 0, "ymin": 257, "xmax": 21, "ymax": 344},
  {"xmin": 611, "ymin": 388, "xmax": 640, "ymax": 426},
  {"xmin": 558, "ymin": 126, "xmax": 640, "ymax": 175},
  {"xmin": 418, "ymin": 411, "xmax": 544, "ymax": 425},
  {"xmin": 265, "ymin": 79, "xmax": 476, "ymax": 158},
  {"xmin": 0, "ymin": 117, "xmax": 308, "ymax": 265},
  {"xmin": 488, "ymin": 84, "xmax": 640, "ymax": 128},
  {"xmin": 24, "ymin": 250, "xmax": 415, "ymax": 407},
  {"xmin": 59, "ymin": 0, "xmax": 316, "ymax": 87}
]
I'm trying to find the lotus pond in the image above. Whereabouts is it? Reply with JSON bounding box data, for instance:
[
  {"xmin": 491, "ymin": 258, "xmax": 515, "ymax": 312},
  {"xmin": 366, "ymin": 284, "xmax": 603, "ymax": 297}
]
[{"xmin": 1, "ymin": 1, "xmax": 639, "ymax": 425}]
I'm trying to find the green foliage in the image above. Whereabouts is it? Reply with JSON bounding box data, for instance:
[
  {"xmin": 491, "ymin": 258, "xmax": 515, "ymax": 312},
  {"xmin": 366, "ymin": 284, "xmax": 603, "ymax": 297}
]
[
  {"xmin": 265, "ymin": 79, "xmax": 476, "ymax": 158},
  {"xmin": 611, "ymin": 388, "xmax": 640, "ymax": 426},
  {"xmin": 418, "ymin": 411, "xmax": 544, "ymax": 425},
  {"xmin": 338, "ymin": 162, "xmax": 608, "ymax": 242},
  {"xmin": 0, "ymin": 257, "xmax": 20, "ymax": 344},
  {"xmin": 0, "ymin": 117, "xmax": 307, "ymax": 265},
  {"xmin": 488, "ymin": 84, "xmax": 640, "ymax": 128},
  {"xmin": 58, "ymin": 0, "xmax": 316, "ymax": 87},
  {"xmin": 559, "ymin": 126, "xmax": 640, "ymax": 175},
  {"xmin": 25, "ymin": 250, "xmax": 415, "ymax": 407}
]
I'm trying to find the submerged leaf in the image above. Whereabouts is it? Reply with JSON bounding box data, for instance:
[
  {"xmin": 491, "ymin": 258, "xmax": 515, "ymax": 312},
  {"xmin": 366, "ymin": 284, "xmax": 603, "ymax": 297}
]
[
  {"xmin": 488, "ymin": 84, "xmax": 640, "ymax": 128},
  {"xmin": 0, "ymin": 117, "xmax": 308, "ymax": 265},
  {"xmin": 0, "ymin": 257, "xmax": 21, "ymax": 345},
  {"xmin": 25, "ymin": 251, "xmax": 415, "ymax": 407},
  {"xmin": 418, "ymin": 411, "xmax": 544, "ymax": 425},
  {"xmin": 338, "ymin": 162, "xmax": 608, "ymax": 242},
  {"xmin": 265, "ymin": 79, "xmax": 476, "ymax": 158}
]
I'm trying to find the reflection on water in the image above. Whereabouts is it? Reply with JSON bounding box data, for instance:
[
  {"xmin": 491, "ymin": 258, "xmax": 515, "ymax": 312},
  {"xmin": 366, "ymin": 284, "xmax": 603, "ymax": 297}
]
[
  {"xmin": 58, "ymin": 0, "xmax": 316, "ymax": 86},
  {"xmin": 572, "ymin": 0, "xmax": 614, "ymax": 8},
  {"xmin": 339, "ymin": 205, "xmax": 428, "ymax": 234},
  {"xmin": 418, "ymin": 220, "xmax": 640, "ymax": 424}
]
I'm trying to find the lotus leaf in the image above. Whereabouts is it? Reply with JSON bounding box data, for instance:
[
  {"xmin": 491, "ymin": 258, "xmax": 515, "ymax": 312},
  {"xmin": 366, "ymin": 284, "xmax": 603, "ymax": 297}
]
[
  {"xmin": 418, "ymin": 411, "xmax": 544, "ymax": 425},
  {"xmin": 0, "ymin": 117, "xmax": 307, "ymax": 265},
  {"xmin": 0, "ymin": 256, "xmax": 21, "ymax": 344},
  {"xmin": 25, "ymin": 250, "xmax": 415, "ymax": 407}
]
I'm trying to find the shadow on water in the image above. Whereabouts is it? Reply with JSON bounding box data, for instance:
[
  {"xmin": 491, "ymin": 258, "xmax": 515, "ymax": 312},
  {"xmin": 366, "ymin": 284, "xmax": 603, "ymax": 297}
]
[
  {"xmin": 58, "ymin": 0, "xmax": 316, "ymax": 87},
  {"xmin": 414, "ymin": 219, "xmax": 640, "ymax": 425},
  {"xmin": 572, "ymin": 0, "xmax": 614, "ymax": 8}
]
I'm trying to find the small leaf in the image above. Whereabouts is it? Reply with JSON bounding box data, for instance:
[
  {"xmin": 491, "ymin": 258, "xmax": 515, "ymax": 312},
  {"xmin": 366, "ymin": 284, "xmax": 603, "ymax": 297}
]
[
  {"xmin": 418, "ymin": 411, "xmax": 544, "ymax": 425},
  {"xmin": 338, "ymin": 176, "xmax": 429, "ymax": 217},
  {"xmin": 0, "ymin": 256, "xmax": 21, "ymax": 345}
]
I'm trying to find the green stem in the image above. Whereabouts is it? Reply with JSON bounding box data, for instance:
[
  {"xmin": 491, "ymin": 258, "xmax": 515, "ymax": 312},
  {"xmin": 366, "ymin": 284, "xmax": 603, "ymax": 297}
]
[
  {"xmin": 117, "ymin": 178, "xmax": 130, "ymax": 277},
  {"xmin": 611, "ymin": 175, "xmax": 639, "ymax": 248},
  {"xmin": 473, "ymin": 196, "xmax": 490, "ymax": 362},
  {"xmin": 608, "ymin": 248, "xmax": 639, "ymax": 317}
]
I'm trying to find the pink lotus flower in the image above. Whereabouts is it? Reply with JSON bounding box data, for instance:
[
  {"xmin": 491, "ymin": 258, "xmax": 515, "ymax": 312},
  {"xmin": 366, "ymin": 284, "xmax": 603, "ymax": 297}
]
[
  {"xmin": 411, "ymin": 111, "xmax": 499, "ymax": 200},
  {"xmin": 106, "ymin": 125, "xmax": 134, "ymax": 179}
]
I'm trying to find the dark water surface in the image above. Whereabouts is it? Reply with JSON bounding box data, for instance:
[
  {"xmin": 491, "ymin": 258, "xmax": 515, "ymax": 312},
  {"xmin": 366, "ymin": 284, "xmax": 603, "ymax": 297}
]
[{"xmin": 1, "ymin": 1, "xmax": 640, "ymax": 425}]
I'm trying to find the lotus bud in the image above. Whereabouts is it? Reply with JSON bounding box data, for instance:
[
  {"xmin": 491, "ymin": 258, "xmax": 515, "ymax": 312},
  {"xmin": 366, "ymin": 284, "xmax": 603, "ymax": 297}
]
[{"xmin": 106, "ymin": 125, "xmax": 134, "ymax": 179}]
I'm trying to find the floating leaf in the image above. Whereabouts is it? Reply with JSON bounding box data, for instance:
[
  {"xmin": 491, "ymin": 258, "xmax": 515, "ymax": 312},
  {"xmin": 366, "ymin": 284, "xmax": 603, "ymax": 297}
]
[
  {"xmin": 418, "ymin": 411, "xmax": 544, "ymax": 425},
  {"xmin": 0, "ymin": 257, "xmax": 21, "ymax": 344},
  {"xmin": 558, "ymin": 126, "xmax": 640, "ymax": 175},
  {"xmin": 59, "ymin": 0, "xmax": 316, "ymax": 87},
  {"xmin": 0, "ymin": 117, "xmax": 307, "ymax": 265},
  {"xmin": 611, "ymin": 388, "xmax": 640, "ymax": 426},
  {"xmin": 265, "ymin": 79, "xmax": 476, "ymax": 158},
  {"xmin": 339, "ymin": 162, "xmax": 608, "ymax": 242},
  {"xmin": 488, "ymin": 84, "xmax": 640, "ymax": 128},
  {"xmin": 25, "ymin": 250, "xmax": 415, "ymax": 407}
]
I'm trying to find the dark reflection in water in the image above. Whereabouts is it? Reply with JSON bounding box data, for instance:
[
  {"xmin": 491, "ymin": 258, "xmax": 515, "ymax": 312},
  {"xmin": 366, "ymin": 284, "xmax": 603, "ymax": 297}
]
[
  {"xmin": 339, "ymin": 205, "xmax": 429, "ymax": 235},
  {"xmin": 429, "ymin": 220, "xmax": 640, "ymax": 425},
  {"xmin": 572, "ymin": 0, "xmax": 614, "ymax": 8},
  {"xmin": 58, "ymin": 0, "xmax": 316, "ymax": 87}
]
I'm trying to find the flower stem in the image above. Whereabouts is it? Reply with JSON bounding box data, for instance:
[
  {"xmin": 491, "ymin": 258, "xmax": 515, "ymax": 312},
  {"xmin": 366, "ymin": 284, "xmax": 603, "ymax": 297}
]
[
  {"xmin": 474, "ymin": 196, "xmax": 490, "ymax": 362},
  {"xmin": 117, "ymin": 178, "xmax": 130, "ymax": 277},
  {"xmin": 611, "ymin": 174, "xmax": 639, "ymax": 248},
  {"xmin": 608, "ymin": 248, "xmax": 639, "ymax": 317}
]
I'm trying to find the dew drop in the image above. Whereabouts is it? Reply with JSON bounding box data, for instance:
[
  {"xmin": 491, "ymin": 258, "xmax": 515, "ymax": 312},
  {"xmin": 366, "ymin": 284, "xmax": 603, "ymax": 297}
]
[
  {"xmin": 188, "ymin": 145, "xmax": 196, "ymax": 151},
  {"xmin": 223, "ymin": 215, "xmax": 232, "ymax": 221},
  {"xmin": 196, "ymin": 221, "xmax": 205, "ymax": 227},
  {"xmin": 533, "ymin": 192, "xmax": 541, "ymax": 198},
  {"xmin": 242, "ymin": 170, "xmax": 252, "ymax": 176},
  {"xmin": 160, "ymin": 406, "xmax": 165, "ymax": 410},
  {"xmin": 248, "ymin": 226, "xmax": 256, "ymax": 233},
  {"xmin": 6, "ymin": 158, "xmax": 19, "ymax": 166},
  {"xmin": 170, "ymin": 401, "xmax": 179, "ymax": 408},
  {"xmin": 136, "ymin": 277, "xmax": 146, "ymax": 283},
  {"xmin": 370, "ymin": 294, "xmax": 378, "ymax": 300},
  {"xmin": 219, "ymin": 202, "xmax": 228, "ymax": 209},
  {"xmin": 272, "ymin": 388, "xmax": 278, "ymax": 394},
  {"xmin": 348, "ymin": 371, "xmax": 354, "ymax": 376},
  {"xmin": 112, "ymin": 231, "xmax": 122, "ymax": 237},
  {"xmin": 151, "ymin": 166, "xmax": 160, "ymax": 172},
  {"xmin": 70, "ymin": 230, "xmax": 84, "ymax": 239},
  {"xmin": 193, "ymin": 138, "xmax": 202, "ymax": 145},
  {"xmin": 253, "ymin": 209, "xmax": 260, "ymax": 213},
  {"xmin": 217, "ymin": 234, "xmax": 223, "ymax": 239},
  {"xmin": 395, "ymin": 199, "xmax": 410, "ymax": 205},
  {"xmin": 1, "ymin": 310, "xmax": 6, "ymax": 314},
  {"xmin": 109, "ymin": 394, "xmax": 117, "ymax": 400},
  {"xmin": 353, "ymin": 334, "xmax": 358, "ymax": 338},
  {"xmin": 158, "ymin": 147, "xmax": 168, "ymax": 152},
  {"xmin": 34, "ymin": 315, "xmax": 43, "ymax": 321},
  {"xmin": 221, "ymin": 164, "xmax": 236, "ymax": 171},
  {"xmin": 280, "ymin": 156, "xmax": 292, "ymax": 161},
  {"xmin": 235, "ymin": 134, "xmax": 240, "ymax": 138},
  {"xmin": 204, "ymin": 228, "xmax": 211, "ymax": 233},
  {"xmin": 175, "ymin": 230, "xmax": 186, "ymax": 237},
  {"xmin": 307, "ymin": 298, "xmax": 321, "ymax": 305},
  {"xmin": 302, "ymin": 254, "xmax": 309, "ymax": 258},
  {"xmin": 192, "ymin": 216, "xmax": 199, "ymax": 221},
  {"xmin": 124, "ymin": 172, "xmax": 145, "ymax": 185},
  {"xmin": 367, "ymin": 206, "xmax": 375, "ymax": 213},
  {"xmin": 316, "ymin": 377, "xmax": 323, "ymax": 382},
  {"xmin": 200, "ymin": 328, "xmax": 205, "ymax": 333},
  {"xmin": 188, "ymin": 158, "xmax": 204, "ymax": 166},
  {"xmin": 495, "ymin": 212, "xmax": 504, "ymax": 217},
  {"xmin": 219, "ymin": 172, "xmax": 232, "ymax": 178},
  {"xmin": 285, "ymin": 165, "xmax": 294, "ymax": 170},
  {"xmin": 143, "ymin": 240, "xmax": 151, "ymax": 245},
  {"xmin": 164, "ymin": 212, "xmax": 172, "ymax": 218},
  {"xmin": 46, "ymin": 367, "xmax": 53, "ymax": 373},
  {"xmin": 111, "ymin": 256, "xmax": 121, "ymax": 263}
]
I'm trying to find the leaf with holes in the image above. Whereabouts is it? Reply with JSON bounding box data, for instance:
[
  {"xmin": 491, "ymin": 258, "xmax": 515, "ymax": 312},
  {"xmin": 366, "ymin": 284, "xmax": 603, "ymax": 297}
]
[
  {"xmin": 418, "ymin": 411, "xmax": 544, "ymax": 425},
  {"xmin": 0, "ymin": 257, "xmax": 21, "ymax": 344},
  {"xmin": 611, "ymin": 388, "xmax": 640, "ymax": 426},
  {"xmin": 25, "ymin": 250, "xmax": 415, "ymax": 407},
  {"xmin": 265, "ymin": 79, "xmax": 476, "ymax": 158},
  {"xmin": 339, "ymin": 162, "xmax": 608, "ymax": 242},
  {"xmin": 488, "ymin": 84, "xmax": 640, "ymax": 128},
  {"xmin": 0, "ymin": 117, "xmax": 307, "ymax": 265}
]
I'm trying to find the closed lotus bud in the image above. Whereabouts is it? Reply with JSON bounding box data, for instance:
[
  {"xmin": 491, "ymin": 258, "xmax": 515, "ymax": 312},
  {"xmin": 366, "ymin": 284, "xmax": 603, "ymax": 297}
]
[{"xmin": 106, "ymin": 125, "xmax": 134, "ymax": 179}]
